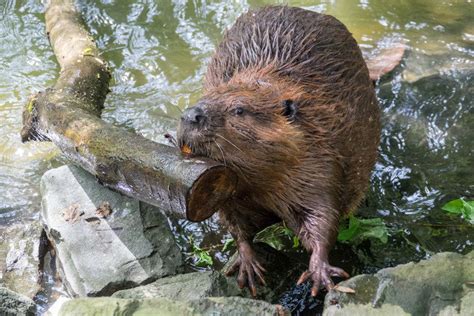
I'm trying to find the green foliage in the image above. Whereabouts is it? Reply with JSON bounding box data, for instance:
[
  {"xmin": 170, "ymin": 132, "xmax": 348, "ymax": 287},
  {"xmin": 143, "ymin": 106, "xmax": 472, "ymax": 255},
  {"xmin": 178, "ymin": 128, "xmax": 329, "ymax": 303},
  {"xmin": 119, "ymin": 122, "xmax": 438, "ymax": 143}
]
[
  {"xmin": 442, "ymin": 198, "xmax": 474, "ymax": 223},
  {"xmin": 222, "ymin": 216, "xmax": 389, "ymax": 253},
  {"xmin": 189, "ymin": 237, "xmax": 213, "ymax": 267},
  {"xmin": 337, "ymin": 215, "xmax": 388, "ymax": 244},
  {"xmin": 26, "ymin": 97, "xmax": 35, "ymax": 113},
  {"xmin": 254, "ymin": 223, "xmax": 300, "ymax": 251},
  {"xmin": 222, "ymin": 238, "xmax": 235, "ymax": 252}
]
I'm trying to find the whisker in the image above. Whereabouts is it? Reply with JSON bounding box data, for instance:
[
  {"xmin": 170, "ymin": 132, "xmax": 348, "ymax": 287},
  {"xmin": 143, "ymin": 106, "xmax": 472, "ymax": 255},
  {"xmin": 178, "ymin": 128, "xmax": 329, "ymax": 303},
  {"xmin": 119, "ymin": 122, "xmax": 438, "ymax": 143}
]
[
  {"xmin": 214, "ymin": 140, "xmax": 227, "ymax": 166},
  {"xmin": 231, "ymin": 128, "xmax": 252, "ymax": 141},
  {"xmin": 216, "ymin": 133, "xmax": 244, "ymax": 153}
]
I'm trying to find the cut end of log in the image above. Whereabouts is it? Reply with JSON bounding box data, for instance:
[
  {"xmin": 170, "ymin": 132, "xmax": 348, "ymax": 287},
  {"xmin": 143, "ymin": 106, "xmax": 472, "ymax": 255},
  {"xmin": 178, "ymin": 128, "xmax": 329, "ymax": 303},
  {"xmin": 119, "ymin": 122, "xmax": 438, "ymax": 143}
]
[
  {"xmin": 186, "ymin": 166, "xmax": 238, "ymax": 222},
  {"xmin": 20, "ymin": 94, "xmax": 46, "ymax": 143}
]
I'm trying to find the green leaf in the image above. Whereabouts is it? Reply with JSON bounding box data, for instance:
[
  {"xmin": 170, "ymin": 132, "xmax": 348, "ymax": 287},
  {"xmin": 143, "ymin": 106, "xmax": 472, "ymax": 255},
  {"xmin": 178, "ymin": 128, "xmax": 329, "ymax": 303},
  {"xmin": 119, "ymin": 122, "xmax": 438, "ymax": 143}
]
[
  {"xmin": 460, "ymin": 200, "xmax": 474, "ymax": 221},
  {"xmin": 358, "ymin": 225, "xmax": 388, "ymax": 243},
  {"xmin": 441, "ymin": 199, "xmax": 465, "ymax": 214},
  {"xmin": 337, "ymin": 215, "xmax": 388, "ymax": 244},
  {"xmin": 255, "ymin": 223, "xmax": 299, "ymax": 251},
  {"xmin": 442, "ymin": 199, "xmax": 474, "ymax": 223},
  {"xmin": 195, "ymin": 250, "xmax": 213, "ymax": 267},
  {"xmin": 292, "ymin": 235, "xmax": 300, "ymax": 248},
  {"xmin": 222, "ymin": 238, "xmax": 235, "ymax": 252},
  {"xmin": 337, "ymin": 216, "xmax": 360, "ymax": 241},
  {"xmin": 189, "ymin": 236, "xmax": 213, "ymax": 267}
]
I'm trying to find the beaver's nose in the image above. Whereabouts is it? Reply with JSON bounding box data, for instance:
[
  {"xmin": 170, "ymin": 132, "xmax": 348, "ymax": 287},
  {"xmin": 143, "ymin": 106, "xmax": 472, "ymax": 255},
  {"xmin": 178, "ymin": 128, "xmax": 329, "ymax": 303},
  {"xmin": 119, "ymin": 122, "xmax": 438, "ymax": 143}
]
[{"xmin": 181, "ymin": 106, "xmax": 206, "ymax": 125}]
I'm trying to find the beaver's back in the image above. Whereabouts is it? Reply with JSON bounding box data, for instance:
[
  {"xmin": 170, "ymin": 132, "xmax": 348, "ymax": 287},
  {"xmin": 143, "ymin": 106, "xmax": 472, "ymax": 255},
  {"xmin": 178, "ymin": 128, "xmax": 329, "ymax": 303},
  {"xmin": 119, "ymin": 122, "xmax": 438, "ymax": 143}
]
[
  {"xmin": 205, "ymin": 6, "xmax": 380, "ymax": 213},
  {"xmin": 204, "ymin": 6, "xmax": 369, "ymax": 92}
]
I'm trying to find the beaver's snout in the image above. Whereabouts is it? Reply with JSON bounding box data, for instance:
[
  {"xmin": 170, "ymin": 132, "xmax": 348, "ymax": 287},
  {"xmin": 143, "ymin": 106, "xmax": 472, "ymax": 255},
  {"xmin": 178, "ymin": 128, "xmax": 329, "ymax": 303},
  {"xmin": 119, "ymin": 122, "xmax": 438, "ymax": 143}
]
[
  {"xmin": 181, "ymin": 104, "xmax": 206, "ymax": 127},
  {"xmin": 177, "ymin": 102, "xmax": 211, "ymax": 155}
]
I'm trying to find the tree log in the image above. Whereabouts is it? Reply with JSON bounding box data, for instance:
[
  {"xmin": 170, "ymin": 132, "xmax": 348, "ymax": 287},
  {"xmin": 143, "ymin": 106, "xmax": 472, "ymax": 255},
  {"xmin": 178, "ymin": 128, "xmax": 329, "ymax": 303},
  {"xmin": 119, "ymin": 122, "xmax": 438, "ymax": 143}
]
[{"xmin": 21, "ymin": 0, "xmax": 237, "ymax": 222}]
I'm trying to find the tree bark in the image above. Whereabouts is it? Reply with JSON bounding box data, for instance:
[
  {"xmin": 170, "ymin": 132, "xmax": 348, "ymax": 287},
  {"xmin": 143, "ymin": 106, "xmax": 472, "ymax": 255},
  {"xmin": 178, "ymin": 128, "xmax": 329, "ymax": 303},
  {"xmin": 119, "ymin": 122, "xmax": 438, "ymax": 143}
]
[{"xmin": 21, "ymin": 0, "xmax": 237, "ymax": 222}]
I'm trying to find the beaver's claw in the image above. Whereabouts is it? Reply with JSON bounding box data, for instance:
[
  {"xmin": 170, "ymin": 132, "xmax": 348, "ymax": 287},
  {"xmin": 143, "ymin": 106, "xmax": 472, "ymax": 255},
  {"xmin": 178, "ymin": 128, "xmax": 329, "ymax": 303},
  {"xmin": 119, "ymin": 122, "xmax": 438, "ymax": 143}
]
[
  {"xmin": 225, "ymin": 242, "xmax": 266, "ymax": 297},
  {"xmin": 297, "ymin": 252, "xmax": 349, "ymax": 296}
]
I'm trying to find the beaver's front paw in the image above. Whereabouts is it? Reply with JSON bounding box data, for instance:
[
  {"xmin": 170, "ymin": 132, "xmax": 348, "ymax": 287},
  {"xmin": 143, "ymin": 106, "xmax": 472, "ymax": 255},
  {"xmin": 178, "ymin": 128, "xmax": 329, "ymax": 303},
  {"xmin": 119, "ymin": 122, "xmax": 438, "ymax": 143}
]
[
  {"xmin": 297, "ymin": 251, "xmax": 349, "ymax": 296},
  {"xmin": 224, "ymin": 241, "xmax": 266, "ymax": 297}
]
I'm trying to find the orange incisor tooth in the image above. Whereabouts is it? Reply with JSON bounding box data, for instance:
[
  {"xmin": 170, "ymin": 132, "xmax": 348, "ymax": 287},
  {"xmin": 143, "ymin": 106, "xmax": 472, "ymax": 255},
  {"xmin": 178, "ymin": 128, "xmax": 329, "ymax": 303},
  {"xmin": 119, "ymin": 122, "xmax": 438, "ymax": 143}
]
[{"xmin": 181, "ymin": 144, "xmax": 192, "ymax": 154}]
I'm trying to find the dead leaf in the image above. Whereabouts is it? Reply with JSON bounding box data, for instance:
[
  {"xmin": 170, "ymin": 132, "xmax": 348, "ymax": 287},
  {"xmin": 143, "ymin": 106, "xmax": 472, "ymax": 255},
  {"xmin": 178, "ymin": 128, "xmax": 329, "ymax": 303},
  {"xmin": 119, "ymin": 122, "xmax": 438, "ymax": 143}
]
[
  {"xmin": 96, "ymin": 201, "xmax": 112, "ymax": 218},
  {"xmin": 333, "ymin": 284, "xmax": 356, "ymax": 294},
  {"xmin": 366, "ymin": 44, "xmax": 406, "ymax": 81},
  {"xmin": 62, "ymin": 203, "xmax": 84, "ymax": 224}
]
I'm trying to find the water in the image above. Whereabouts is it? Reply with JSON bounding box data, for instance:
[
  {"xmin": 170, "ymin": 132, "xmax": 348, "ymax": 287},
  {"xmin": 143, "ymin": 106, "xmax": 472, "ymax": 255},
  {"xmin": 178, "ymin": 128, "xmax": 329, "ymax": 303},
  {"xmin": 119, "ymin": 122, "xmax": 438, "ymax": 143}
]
[{"xmin": 0, "ymin": 0, "xmax": 472, "ymax": 312}]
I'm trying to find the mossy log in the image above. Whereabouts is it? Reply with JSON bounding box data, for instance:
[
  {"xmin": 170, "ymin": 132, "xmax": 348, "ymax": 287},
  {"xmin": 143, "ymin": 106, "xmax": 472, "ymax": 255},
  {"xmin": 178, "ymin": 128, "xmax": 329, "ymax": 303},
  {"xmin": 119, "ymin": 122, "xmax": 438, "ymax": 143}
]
[{"xmin": 20, "ymin": 0, "xmax": 237, "ymax": 222}]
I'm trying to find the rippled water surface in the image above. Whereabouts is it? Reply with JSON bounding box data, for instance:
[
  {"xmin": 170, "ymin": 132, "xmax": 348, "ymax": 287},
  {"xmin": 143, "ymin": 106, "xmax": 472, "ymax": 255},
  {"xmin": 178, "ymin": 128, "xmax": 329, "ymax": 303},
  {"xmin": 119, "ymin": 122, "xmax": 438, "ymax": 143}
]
[{"xmin": 0, "ymin": 0, "xmax": 473, "ymax": 312}]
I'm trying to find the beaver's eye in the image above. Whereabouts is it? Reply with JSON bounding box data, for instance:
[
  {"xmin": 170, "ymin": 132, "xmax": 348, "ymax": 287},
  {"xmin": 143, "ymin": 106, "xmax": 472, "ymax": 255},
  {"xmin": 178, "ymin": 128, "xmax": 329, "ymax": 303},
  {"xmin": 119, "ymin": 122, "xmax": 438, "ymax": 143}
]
[
  {"xmin": 234, "ymin": 107, "xmax": 244, "ymax": 116},
  {"xmin": 282, "ymin": 100, "xmax": 297, "ymax": 119}
]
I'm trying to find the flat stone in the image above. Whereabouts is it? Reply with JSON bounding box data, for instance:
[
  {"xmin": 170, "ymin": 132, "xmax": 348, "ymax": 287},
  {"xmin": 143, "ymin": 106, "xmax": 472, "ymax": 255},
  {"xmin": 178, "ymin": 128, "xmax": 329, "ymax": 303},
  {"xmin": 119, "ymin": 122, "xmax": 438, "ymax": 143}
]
[
  {"xmin": 0, "ymin": 221, "xmax": 42, "ymax": 298},
  {"xmin": 113, "ymin": 271, "xmax": 240, "ymax": 300},
  {"xmin": 52, "ymin": 296, "xmax": 285, "ymax": 316},
  {"xmin": 0, "ymin": 286, "xmax": 36, "ymax": 316},
  {"xmin": 324, "ymin": 303, "xmax": 409, "ymax": 316},
  {"xmin": 40, "ymin": 165, "xmax": 183, "ymax": 297},
  {"xmin": 324, "ymin": 251, "xmax": 474, "ymax": 315},
  {"xmin": 401, "ymin": 52, "xmax": 473, "ymax": 83}
]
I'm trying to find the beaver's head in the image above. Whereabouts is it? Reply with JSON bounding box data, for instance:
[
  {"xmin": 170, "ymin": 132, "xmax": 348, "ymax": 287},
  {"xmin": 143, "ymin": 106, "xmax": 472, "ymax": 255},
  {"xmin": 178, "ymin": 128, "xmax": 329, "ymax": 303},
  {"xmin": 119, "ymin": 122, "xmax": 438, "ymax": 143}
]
[{"xmin": 177, "ymin": 74, "xmax": 307, "ymax": 184}]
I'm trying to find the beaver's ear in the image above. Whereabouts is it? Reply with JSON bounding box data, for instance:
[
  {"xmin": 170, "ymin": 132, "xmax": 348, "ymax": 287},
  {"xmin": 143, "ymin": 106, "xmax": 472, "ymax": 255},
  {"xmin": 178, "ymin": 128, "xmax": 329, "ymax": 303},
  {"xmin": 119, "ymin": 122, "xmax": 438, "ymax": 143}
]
[{"xmin": 282, "ymin": 100, "xmax": 297, "ymax": 119}]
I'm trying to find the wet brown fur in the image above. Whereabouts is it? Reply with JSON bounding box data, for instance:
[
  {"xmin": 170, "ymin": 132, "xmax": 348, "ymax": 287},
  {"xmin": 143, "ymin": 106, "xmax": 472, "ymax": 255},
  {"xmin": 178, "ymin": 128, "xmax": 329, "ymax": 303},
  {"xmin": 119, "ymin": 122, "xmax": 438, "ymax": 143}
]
[{"xmin": 178, "ymin": 6, "xmax": 380, "ymax": 293}]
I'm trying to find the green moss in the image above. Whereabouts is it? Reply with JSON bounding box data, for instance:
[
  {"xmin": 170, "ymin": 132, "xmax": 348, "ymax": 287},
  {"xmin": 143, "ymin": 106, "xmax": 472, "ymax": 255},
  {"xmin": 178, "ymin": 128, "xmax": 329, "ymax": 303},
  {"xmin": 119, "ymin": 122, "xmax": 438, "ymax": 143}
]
[
  {"xmin": 26, "ymin": 98, "xmax": 35, "ymax": 113},
  {"xmin": 82, "ymin": 47, "xmax": 94, "ymax": 57}
]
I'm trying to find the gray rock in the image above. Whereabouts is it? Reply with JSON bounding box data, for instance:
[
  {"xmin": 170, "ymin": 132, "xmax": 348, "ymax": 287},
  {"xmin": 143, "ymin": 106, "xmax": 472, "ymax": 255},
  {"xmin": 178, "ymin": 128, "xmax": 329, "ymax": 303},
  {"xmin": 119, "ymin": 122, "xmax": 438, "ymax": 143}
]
[
  {"xmin": 113, "ymin": 271, "xmax": 241, "ymax": 300},
  {"xmin": 40, "ymin": 165, "xmax": 183, "ymax": 297},
  {"xmin": 400, "ymin": 51, "xmax": 474, "ymax": 83},
  {"xmin": 325, "ymin": 303, "xmax": 409, "ymax": 316},
  {"xmin": 0, "ymin": 221, "xmax": 42, "ymax": 298},
  {"xmin": 324, "ymin": 251, "xmax": 474, "ymax": 316},
  {"xmin": 54, "ymin": 296, "xmax": 285, "ymax": 316},
  {"xmin": 0, "ymin": 286, "xmax": 36, "ymax": 316}
]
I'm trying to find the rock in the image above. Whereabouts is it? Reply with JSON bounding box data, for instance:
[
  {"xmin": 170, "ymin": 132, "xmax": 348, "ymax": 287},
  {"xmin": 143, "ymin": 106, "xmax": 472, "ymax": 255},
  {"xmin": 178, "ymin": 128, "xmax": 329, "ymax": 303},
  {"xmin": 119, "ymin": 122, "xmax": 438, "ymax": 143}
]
[
  {"xmin": 324, "ymin": 251, "xmax": 474, "ymax": 316},
  {"xmin": 52, "ymin": 296, "xmax": 285, "ymax": 316},
  {"xmin": 0, "ymin": 286, "xmax": 36, "ymax": 316},
  {"xmin": 40, "ymin": 165, "xmax": 183, "ymax": 297},
  {"xmin": 44, "ymin": 297, "xmax": 71, "ymax": 316},
  {"xmin": 325, "ymin": 303, "xmax": 409, "ymax": 316},
  {"xmin": 0, "ymin": 221, "xmax": 43, "ymax": 298},
  {"xmin": 113, "ymin": 270, "xmax": 241, "ymax": 300},
  {"xmin": 400, "ymin": 51, "xmax": 473, "ymax": 83}
]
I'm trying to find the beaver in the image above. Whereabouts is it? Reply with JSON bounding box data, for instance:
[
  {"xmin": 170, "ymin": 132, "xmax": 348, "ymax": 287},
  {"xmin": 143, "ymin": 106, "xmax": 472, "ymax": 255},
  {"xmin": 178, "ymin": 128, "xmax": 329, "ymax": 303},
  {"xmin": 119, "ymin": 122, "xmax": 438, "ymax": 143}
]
[{"xmin": 177, "ymin": 6, "xmax": 380, "ymax": 297}]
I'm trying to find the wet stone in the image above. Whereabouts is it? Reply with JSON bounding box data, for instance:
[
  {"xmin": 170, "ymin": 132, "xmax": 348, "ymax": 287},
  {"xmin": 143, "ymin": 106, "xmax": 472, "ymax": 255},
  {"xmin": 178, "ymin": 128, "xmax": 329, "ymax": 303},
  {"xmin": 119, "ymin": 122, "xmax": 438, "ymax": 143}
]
[
  {"xmin": 324, "ymin": 251, "xmax": 474, "ymax": 316},
  {"xmin": 112, "ymin": 271, "xmax": 241, "ymax": 300},
  {"xmin": 51, "ymin": 296, "xmax": 285, "ymax": 316},
  {"xmin": 0, "ymin": 286, "xmax": 36, "ymax": 316},
  {"xmin": 0, "ymin": 221, "xmax": 43, "ymax": 299},
  {"xmin": 40, "ymin": 165, "xmax": 183, "ymax": 297}
]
